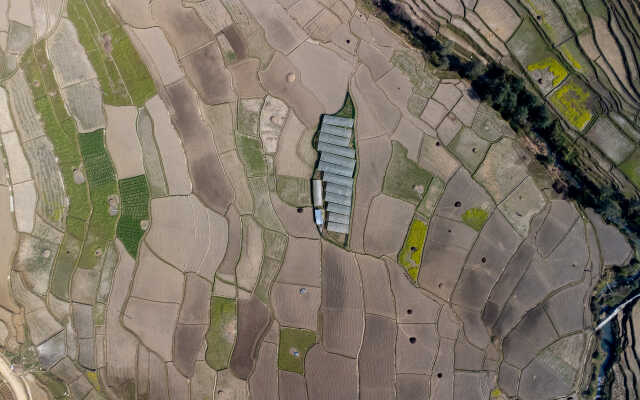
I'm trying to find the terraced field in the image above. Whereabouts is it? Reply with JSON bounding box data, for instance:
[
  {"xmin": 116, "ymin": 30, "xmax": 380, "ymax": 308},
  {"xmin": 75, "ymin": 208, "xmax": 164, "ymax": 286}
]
[{"xmin": 0, "ymin": 0, "xmax": 638, "ymax": 399}]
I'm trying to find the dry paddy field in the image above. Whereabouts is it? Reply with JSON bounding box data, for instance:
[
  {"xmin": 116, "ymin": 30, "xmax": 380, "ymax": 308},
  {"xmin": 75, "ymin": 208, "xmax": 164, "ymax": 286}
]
[{"xmin": 0, "ymin": 0, "xmax": 636, "ymax": 399}]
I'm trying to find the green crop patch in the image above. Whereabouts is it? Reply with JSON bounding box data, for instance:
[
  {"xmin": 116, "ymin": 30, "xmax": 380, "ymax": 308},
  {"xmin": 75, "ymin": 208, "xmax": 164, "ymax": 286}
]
[
  {"xmin": 383, "ymin": 141, "xmax": 433, "ymax": 204},
  {"xmin": 78, "ymin": 130, "xmax": 118, "ymax": 268},
  {"xmin": 236, "ymin": 134, "xmax": 267, "ymax": 177},
  {"xmin": 620, "ymin": 148, "xmax": 640, "ymax": 189},
  {"xmin": 35, "ymin": 372, "xmax": 69, "ymax": 400},
  {"xmin": 462, "ymin": 207, "xmax": 489, "ymax": 231},
  {"xmin": 116, "ymin": 175, "xmax": 150, "ymax": 257},
  {"xmin": 278, "ymin": 328, "xmax": 317, "ymax": 375},
  {"xmin": 276, "ymin": 175, "xmax": 311, "ymax": 207},
  {"xmin": 549, "ymin": 77, "xmax": 593, "ymax": 131},
  {"xmin": 67, "ymin": 0, "xmax": 156, "ymax": 106},
  {"xmin": 22, "ymin": 43, "xmax": 92, "ymax": 223},
  {"xmin": 398, "ymin": 218, "xmax": 428, "ymax": 281},
  {"xmin": 527, "ymin": 57, "xmax": 568, "ymax": 87},
  {"xmin": 205, "ymin": 296, "xmax": 237, "ymax": 371}
]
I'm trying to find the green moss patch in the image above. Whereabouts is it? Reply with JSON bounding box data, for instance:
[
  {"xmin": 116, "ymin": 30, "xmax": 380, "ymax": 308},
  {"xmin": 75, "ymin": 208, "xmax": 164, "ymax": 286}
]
[
  {"xmin": 205, "ymin": 296, "xmax": 237, "ymax": 371},
  {"xmin": 116, "ymin": 175, "xmax": 150, "ymax": 257},
  {"xmin": 67, "ymin": 0, "xmax": 155, "ymax": 106},
  {"xmin": 398, "ymin": 218, "xmax": 428, "ymax": 281},
  {"xmin": 383, "ymin": 141, "xmax": 432, "ymax": 204},
  {"xmin": 278, "ymin": 328, "xmax": 317, "ymax": 375},
  {"xmin": 462, "ymin": 208, "xmax": 489, "ymax": 231}
]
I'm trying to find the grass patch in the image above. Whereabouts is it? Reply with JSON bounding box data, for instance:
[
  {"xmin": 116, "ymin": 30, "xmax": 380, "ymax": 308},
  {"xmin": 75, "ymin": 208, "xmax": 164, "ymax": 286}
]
[
  {"xmin": 67, "ymin": 0, "xmax": 155, "ymax": 106},
  {"xmin": 527, "ymin": 57, "xmax": 568, "ymax": 86},
  {"xmin": 278, "ymin": 328, "xmax": 317, "ymax": 375},
  {"xmin": 78, "ymin": 130, "xmax": 119, "ymax": 269},
  {"xmin": 205, "ymin": 296, "xmax": 237, "ymax": 371},
  {"xmin": 237, "ymin": 99, "xmax": 262, "ymax": 137},
  {"xmin": 397, "ymin": 218, "xmax": 428, "ymax": 281},
  {"xmin": 383, "ymin": 141, "xmax": 432, "ymax": 204},
  {"xmin": 34, "ymin": 372, "xmax": 68, "ymax": 399},
  {"xmin": 416, "ymin": 177, "xmax": 444, "ymax": 218},
  {"xmin": 275, "ymin": 175, "xmax": 311, "ymax": 207},
  {"xmin": 462, "ymin": 207, "xmax": 489, "ymax": 231},
  {"xmin": 236, "ymin": 134, "xmax": 266, "ymax": 177},
  {"xmin": 549, "ymin": 77, "xmax": 593, "ymax": 131},
  {"xmin": 619, "ymin": 147, "xmax": 640, "ymax": 189},
  {"xmin": 391, "ymin": 49, "xmax": 439, "ymax": 97},
  {"xmin": 86, "ymin": 371, "xmax": 100, "ymax": 390},
  {"xmin": 333, "ymin": 92, "xmax": 354, "ymax": 118},
  {"xmin": 116, "ymin": 175, "xmax": 150, "ymax": 257},
  {"xmin": 50, "ymin": 234, "xmax": 81, "ymax": 299},
  {"xmin": 254, "ymin": 257, "xmax": 282, "ymax": 304}
]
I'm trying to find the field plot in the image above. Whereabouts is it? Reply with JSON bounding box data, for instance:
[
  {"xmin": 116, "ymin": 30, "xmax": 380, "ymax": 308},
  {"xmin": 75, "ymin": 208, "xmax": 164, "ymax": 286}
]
[
  {"xmin": 508, "ymin": 19, "xmax": 567, "ymax": 94},
  {"xmin": 135, "ymin": 106, "xmax": 168, "ymax": 197},
  {"xmin": 585, "ymin": 117, "xmax": 635, "ymax": 164},
  {"xmin": 278, "ymin": 327, "xmax": 316, "ymax": 374},
  {"xmin": 104, "ymin": 105, "xmax": 144, "ymax": 179},
  {"xmin": 620, "ymin": 147, "xmax": 640, "ymax": 189},
  {"xmin": 383, "ymin": 142, "xmax": 433, "ymax": 204},
  {"xmin": 116, "ymin": 175, "xmax": 149, "ymax": 257},
  {"xmin": 398, "ymin": 218, "xmax": 428, "ymax": 281},
  {"xmin": 77, "ymin": 130, "xmax": 118, "ymax": 269},
  {"xmin": 549, "ymin": 76, "xmax": 593, "ymax": 131},
  {"xmin": 67, "ymin": 0, "xmax": 155, "ymax": 106},
  {"xmin": 205, "ymin": 296, "xmax": 236, "ymax": 371}
]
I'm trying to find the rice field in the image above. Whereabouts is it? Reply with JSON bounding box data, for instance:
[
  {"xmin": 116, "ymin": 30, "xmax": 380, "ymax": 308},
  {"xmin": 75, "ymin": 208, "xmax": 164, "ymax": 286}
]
[{"xmin": 116, "ymin": 175, "xmax": 150, "ymax": 257}]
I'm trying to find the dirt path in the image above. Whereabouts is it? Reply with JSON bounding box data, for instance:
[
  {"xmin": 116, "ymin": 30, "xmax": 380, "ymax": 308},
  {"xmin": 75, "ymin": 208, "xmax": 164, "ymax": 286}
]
[{"xmin": 0, "ymin": 355, "xmax": 28, "ymax": 400}]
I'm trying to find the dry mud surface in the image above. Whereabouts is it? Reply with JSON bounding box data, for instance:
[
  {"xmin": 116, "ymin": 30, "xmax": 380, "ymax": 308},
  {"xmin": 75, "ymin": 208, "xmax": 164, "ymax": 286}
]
[{"xmin": 0, "ymin": 1, "xmax": 633, "ymax": 399}]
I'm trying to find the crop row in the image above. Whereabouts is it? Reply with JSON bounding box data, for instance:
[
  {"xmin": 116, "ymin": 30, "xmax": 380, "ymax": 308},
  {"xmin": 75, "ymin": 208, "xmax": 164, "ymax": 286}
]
[
  {"xmin": 116, "ymin": 175, "xmax": 150, "ymax": 257},
  {"xmin": 67, "ymin": 0, "xmax": 156, "ymax": 106}
]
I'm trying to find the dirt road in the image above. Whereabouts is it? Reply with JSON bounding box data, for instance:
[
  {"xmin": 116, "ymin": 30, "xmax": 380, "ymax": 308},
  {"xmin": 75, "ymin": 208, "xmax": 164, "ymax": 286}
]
[{"xmin": 0, "ymin": 355, "xmax": 28, "ymax": 400}]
